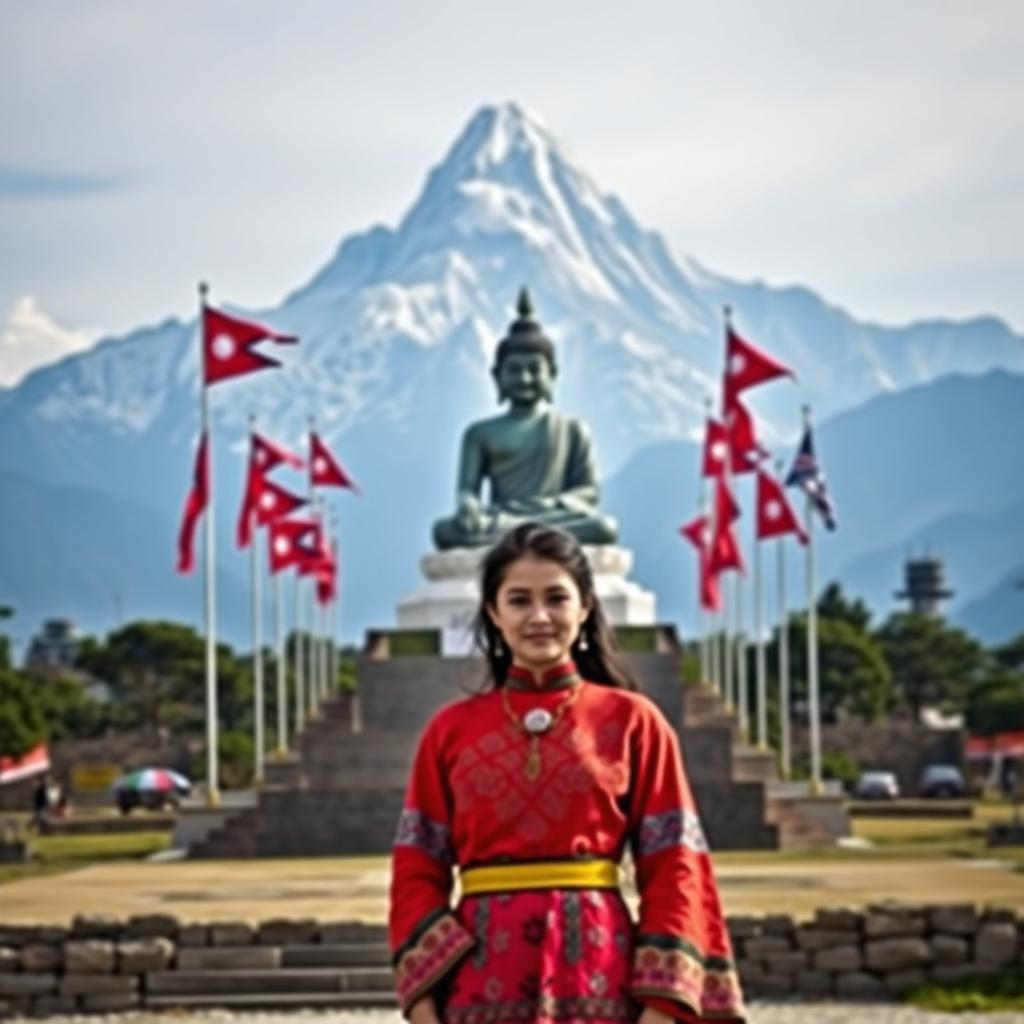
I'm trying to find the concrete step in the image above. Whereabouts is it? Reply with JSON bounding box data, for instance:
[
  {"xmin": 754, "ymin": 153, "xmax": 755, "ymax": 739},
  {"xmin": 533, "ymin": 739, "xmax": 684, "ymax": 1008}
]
[
  {"xmin": 732, "ymin": 747, "xmax": 778, "ymax": 783},
  {"xmin": 146, "ymin": 968, "xmax": 393, "ymax": 995},
  {"xmin": 177, "ymin": 947, "xmax": 281, "ymax": 970},
  {"xmin": 281, "ymin": 943, "xmax": 390, "ymax": 968},
  {"xmin": 145, "ymin": 991, "xmax": 396, "ymax": 1009}
]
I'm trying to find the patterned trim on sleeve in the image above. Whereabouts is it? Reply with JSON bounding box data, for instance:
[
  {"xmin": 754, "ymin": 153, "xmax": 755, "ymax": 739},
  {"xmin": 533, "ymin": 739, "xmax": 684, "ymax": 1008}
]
[
  {"xmin": 632, "ymin": 933, "xmax": 746, "ymax": 1021},
  {"xmin": 634, "ymin": 808, "xmax": 708, "ymax": 858},
  {"xmin": 394, "ymin": 808, "xmax": 454, "ymax": 863},
  {"xmin": 393, "ymin": 908, "xmax": 475, "ymax": 1013}
]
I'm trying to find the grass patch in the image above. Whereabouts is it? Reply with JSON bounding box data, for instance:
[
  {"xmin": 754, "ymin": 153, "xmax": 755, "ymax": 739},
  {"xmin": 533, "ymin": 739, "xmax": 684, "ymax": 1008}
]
[
  {"xmin": 908, "ymin": 970, "xmax": 1024, "ymax": 1012},
  {"xmin": 0, "ymin": 830, "xmax": 171, "ymax": 886}
]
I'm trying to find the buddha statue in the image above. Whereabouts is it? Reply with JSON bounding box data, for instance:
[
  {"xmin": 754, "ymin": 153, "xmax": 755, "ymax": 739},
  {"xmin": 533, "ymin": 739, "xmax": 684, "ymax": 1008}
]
[{"xmin": 433, "ymin": 290, "xmax": 618, "ymax": 550}]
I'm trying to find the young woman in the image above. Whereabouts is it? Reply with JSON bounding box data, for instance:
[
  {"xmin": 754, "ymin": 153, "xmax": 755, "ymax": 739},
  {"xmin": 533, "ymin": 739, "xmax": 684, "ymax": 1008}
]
[{"xmin": 389, "ymin": 523, "xmax": 745, "ymax": 1024}]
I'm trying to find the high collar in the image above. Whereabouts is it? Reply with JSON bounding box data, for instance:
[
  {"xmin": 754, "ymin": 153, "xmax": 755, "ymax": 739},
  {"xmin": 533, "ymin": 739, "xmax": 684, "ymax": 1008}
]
[{"xmin": 505, "ymin": 660, "xmax": 581, "ymax": 692}]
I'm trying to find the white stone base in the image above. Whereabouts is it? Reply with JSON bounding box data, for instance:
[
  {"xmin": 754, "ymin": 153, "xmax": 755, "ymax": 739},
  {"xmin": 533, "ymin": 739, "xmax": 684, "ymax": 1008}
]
[{"xmin": 396, "ymin": 545, "xmax": 656, "ymax": 639}]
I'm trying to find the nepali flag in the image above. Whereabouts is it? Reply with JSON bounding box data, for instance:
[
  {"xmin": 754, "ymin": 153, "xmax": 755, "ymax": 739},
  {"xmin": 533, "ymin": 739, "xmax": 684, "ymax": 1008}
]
[
  {"xmin": 786, "ymin": 425, "xmax": 837, "ymax": 530},
  {"xmin": 756, "ymin": 469, "xmax": 808, "ymax": 544},
  {"xmin": 267, "ymin": 516, "xmax": 319, "ymax": 574},
  {"xmin": 237, "ymin": 432, "xmax": 306, "ymax": 548},
  {"xmin": 203, "ymin": 306, "xmax": 297, "ymax": 386},
  {"xmin": 707, "ymin": 477, "xmax": 744, "ymax": 575},
  {"xmin": 679, "ymin": 513, "xmax": 721, "ymax": 612},
  {"xmin": 723, "ymin": 324, "xmax": 794, "ymax": 408},
  {"xmin": 176, "ymin": 431, "xmax": 208, "ymax": 574},
  {"xmin": 299, "ymin": 521, "xmax": 337, "ymax": 606},
  {"xmin": 309, "ymin": 432, "xmax": 359, "ymax": 492}
]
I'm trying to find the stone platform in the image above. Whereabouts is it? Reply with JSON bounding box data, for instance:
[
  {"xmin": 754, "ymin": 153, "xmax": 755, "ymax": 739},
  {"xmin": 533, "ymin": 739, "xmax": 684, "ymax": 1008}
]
[
  {"xmin": 189, "ymin": 639, "xmax": 847, "ymax": 857},
  {"xmin": 396, "ymin": 544, "xmax": 656, "ymax": 634}
]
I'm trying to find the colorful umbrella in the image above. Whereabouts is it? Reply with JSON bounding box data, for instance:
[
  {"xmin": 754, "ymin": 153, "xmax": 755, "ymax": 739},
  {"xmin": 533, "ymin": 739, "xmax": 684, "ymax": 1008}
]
[{"xmin": 112, "ymin": 767, "xmax": 191, "ymax": 793}]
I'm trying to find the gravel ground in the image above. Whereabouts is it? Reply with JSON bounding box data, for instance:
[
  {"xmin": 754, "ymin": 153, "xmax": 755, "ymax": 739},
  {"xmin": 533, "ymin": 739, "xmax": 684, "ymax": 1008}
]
[{"xmin": 7, "ymin": 1007, "xmax": 1024, "ymax": 1024}]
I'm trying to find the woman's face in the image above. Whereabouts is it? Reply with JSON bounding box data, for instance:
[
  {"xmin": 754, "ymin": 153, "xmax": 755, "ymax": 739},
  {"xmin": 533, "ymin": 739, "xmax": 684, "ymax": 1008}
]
[{"xmin": 488, "ymin": 555, "xmax": 590, "ymax": 674}]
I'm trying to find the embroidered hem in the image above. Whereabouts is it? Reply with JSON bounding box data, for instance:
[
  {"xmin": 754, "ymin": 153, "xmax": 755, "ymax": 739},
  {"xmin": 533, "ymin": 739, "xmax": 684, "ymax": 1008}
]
[
  {"xmin": 631, "ymin": 935, "xmax": 745, "ymax": 1021},
  {"xmin": 394, "ymin": 909, "xmax": 475, "ymax": 1013}
]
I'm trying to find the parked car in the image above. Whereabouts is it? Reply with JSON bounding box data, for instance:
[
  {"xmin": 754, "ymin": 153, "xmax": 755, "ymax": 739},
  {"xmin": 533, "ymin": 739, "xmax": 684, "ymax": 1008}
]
[
  {"xmin": 919, "ymin": 763, "xmax": 967, "ymax": 799},
  {"xmin": 854, "ymin": 770, "xmax": 900, "ymax": 800}
]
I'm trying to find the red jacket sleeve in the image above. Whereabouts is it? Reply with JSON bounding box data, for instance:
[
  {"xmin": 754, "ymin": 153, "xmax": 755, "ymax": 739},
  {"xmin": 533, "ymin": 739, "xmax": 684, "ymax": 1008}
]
[
  {"xmin": 388, "ymin": 712, "xmax": 474, "ymax": 1014},
  {"xmin": 628, "ymin": 700, "xmax": 746, "ymax": 1023}
]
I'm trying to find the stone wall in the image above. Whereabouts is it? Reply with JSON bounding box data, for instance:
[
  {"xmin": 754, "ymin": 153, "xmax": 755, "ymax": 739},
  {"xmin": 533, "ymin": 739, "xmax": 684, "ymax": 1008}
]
[
  {"xmin": 1, "ymin": 904, "xmax": 1021, "ymax": 1016},
  {"xmin": 792, "ymin": 721, "xmax": 961, "ymax": 795}
]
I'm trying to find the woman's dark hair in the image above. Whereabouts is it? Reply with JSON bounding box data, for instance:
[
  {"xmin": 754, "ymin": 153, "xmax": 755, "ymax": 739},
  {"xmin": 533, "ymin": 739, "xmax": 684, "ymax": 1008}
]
[{"xmin": 473, "ymin": 522, "xmax": 638, "ymax": 690}]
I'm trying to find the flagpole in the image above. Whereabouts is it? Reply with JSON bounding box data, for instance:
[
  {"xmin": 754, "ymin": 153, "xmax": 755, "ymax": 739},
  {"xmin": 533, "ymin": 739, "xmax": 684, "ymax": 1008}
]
[
  {"xmin": 249, "ymin": 416, "xmax": 265, "ymax": 785},
  {"xmin": 295, "ymin": 568, "xmax": 306, "ymax": 736},
  {"xmin": 776, "ymin": 459, "xmax": 791, "ymax": 778},
  {"xmin": 330, "ymin": 509, "xmax": 339, "ymax": 700},
  {"xmin": 275, "ymin": 566, "xmax": 288, "ymax": 754},
  {"xmin": 755, "ymin": 504, "xmax": 767, "ymax": 749},
  {"xmin": 198, "ymin": 282, "xmax": 220, "ymax": 807},
  {"xmin": 803, "ymin": 405, "xmax": 822, "ymax": 793},
  {"xmin": 735, "ymin": 571, "xmax": 748, "ymax": 741},
  {"xmin": 306, "ymin": 419, "xmax": 319, "ymax": 717}
]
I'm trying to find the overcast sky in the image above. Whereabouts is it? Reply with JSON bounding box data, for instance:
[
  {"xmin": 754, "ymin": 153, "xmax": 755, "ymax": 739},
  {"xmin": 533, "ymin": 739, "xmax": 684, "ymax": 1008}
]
[{"xmin": 1, "ymin": 1, "xmax": 1022, "ymax": 385}]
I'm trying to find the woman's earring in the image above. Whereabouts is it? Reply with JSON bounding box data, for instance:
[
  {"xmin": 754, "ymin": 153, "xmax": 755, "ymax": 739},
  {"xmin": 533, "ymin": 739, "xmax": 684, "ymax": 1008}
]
[
  {"xmin": 495, "ymin": 635, "xmax": 505, "ymax": 657},
  {"xmin": 578, "ymin": 628, "xmax": 589, "ymax": 652}
]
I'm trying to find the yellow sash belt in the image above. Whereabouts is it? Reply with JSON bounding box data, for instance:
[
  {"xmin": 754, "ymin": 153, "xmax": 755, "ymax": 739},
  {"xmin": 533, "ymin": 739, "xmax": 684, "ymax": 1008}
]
[{"xmin": 459, "ymin": 859, "xmax": 619, "ymax": 896}]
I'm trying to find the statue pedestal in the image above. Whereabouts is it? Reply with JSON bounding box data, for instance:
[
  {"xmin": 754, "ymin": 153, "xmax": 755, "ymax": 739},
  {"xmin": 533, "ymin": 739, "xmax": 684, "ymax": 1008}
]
[{"xmin": 396, "ymin": 545, "xmax": 656, "ymax": 636}]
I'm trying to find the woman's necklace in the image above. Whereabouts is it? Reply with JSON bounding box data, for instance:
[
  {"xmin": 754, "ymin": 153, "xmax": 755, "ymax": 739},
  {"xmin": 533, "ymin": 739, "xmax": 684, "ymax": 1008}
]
[{"xmin": 501, "ymin": 679, "xmax": 581, "ymax": 782}]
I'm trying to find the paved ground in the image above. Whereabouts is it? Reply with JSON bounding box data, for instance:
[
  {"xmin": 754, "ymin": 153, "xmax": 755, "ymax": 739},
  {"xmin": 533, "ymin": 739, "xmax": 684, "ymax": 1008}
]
[
  {"xmin": 2, "ymin": 854, "xmax": 1024, "ymax": 925},
  {"xmin": 7, "ymin": 1006, "xmax": 1024, "ymax": 1024}
]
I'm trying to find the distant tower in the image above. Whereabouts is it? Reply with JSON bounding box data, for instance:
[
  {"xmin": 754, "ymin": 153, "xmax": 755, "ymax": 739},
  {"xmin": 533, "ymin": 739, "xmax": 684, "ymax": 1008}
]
[{"xmin": 895, "ymin": 556, "xmax": 954, "ymax": 617}]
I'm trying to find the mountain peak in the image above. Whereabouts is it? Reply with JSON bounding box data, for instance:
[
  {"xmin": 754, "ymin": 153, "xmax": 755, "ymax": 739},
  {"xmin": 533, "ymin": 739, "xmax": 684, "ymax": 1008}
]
[{"xmin": 443, "ymin": 101, "xmax": 558, "ymax": 177}]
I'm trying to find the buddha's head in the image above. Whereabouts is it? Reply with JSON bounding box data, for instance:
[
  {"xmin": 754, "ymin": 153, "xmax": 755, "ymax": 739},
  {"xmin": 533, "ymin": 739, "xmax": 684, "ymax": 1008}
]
[{"xmin": 492, "ymin": 288, "xmax": 556, "ymax": 407}]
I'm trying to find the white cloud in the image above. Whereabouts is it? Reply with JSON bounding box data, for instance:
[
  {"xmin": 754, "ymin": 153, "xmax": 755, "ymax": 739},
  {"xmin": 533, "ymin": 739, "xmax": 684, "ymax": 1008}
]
[{"xmin": 0, "ymin": 296, "xmax": 101, "ymax": 387}]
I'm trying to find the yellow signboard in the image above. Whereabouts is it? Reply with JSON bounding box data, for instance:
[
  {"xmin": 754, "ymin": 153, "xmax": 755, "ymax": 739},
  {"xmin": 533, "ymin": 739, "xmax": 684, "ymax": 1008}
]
[{"xmin": 71, "ymin": 763, "xmax": 121, "ymax": 792}]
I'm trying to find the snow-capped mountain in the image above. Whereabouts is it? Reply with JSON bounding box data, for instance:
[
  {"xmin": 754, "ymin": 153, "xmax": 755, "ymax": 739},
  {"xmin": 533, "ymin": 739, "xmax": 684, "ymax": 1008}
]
[{"xmin": 1, "ymin": 102, "xmax": 1022, "ymax": 644}]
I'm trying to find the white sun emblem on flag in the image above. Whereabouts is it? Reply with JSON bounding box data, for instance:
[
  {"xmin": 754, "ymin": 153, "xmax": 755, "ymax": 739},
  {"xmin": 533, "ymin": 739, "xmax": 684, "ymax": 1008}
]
[
  {"xmin": 314, "ymin": 456, "xmax": 328, "ymax": 474},
  {"xmin": 729, "ymin": 352, "xmax": 746, "ymax": 376},
  {"xmin": 260, "ymin": 492, "xmax": 276, "ymax": 510},
  {"xmin": 274, "ymin": 536, "xmax": 290, "ymax": 555},
  {"xmin": 766, "ymin": 500, "xmax": 782, "ymax": 520},
  {"xmin": 211, "ymin": 334, "xmax": 236, "ymax": 360},
  {"xmin": 710, "ymin": 440, "xmax": 728, "ymax": 463}
]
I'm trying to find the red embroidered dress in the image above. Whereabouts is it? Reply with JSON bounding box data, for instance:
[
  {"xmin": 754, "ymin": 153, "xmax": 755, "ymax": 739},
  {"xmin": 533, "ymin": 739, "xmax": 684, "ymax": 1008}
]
[{"xmin": 389, "ymin": 662, "xmax": 745, "ymax": 1023}]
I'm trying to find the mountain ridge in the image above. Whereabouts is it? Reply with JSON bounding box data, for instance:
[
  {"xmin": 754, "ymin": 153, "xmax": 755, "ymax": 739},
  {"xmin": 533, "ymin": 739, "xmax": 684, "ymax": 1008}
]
[{"xmin": 0, "ymin": 101, "xmax": 1021, "ymax": 643}]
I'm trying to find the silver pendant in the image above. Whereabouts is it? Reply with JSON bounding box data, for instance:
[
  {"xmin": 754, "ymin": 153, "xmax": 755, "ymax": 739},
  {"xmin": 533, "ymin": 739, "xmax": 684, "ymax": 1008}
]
[{"xmin": 523, "ymin": 708, "xmax": 553, "ymax": 734}]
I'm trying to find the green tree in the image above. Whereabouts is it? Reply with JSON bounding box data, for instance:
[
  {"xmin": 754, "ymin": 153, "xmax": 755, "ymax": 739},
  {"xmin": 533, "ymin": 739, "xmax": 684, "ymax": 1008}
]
[
  {"xmin": 0, "ymin": 670, "xmax": 45, "ymax": 757},
  {"xmin": 875, "ymin": 612, "xmax": 985, "ymax": 717},
  {"xmin": 816, "ymin": 582, "xmax": 872, "ymax": 633},
  {"xmin": 76, "ymin": 621, "xmax": 209, "ymax": 736},
  {"xmin": 0, "ymin": 604, "xmax": 13, "ymax": 671},
  {"xmin": 967, "ymin": 667, "xmax": 1024, "ymax": 736},
  {"xmin": 992, "ymin": 633, "xmax": 1024, "ymax": 675},
  {"xmin": 778, "ymin": 613, "xmax": 891, "ymax": 723},
  {"xmin": 32, "ymin": 674, "xmax": 108, "ymax": 741}
]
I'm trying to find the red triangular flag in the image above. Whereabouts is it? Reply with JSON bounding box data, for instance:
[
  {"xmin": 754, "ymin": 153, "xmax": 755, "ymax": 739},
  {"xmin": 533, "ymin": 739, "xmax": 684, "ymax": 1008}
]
[
  {"xmin": 701, "ymin": 419, "xmax": 730, "ymax": 478},
  {"xmin": 267, "ymin": 517, "xmax": 318, "ymax": 574},
  {"xmin": 707, "ymin": 477, "xmax": 744, "ymax": 575},
  {"xmin": 680, "ymin": 514, "xmax": 710, "ymax": 551},
  {"xmin": 237, "ymin": 432, "xmax": 307, "ymax": 548},
  {"xmin": 723, "ymin": 325, "xmax": 794, "ymax": 406},
  {"xmin": 203, "ymin": 306, "xmax": 297, "ymax": 386},
  {"xmin": 700, "ymin": 551, "xmax": 722, "ymax": 611},
  {"xmin": 756, "ymin": 469, "xmax": 808, "ymax": 544},
  {"xmin": 679, "ymin": 514, "xmax": 721, "ymax": 613},
  {"xmin": 254, "ymin": 477, "xmax": 307, "ymax": 528},
  {"xmin": 724, "ymin": 394, "xmax": 767, "ymax": 473},
  {"xmin": 252, "ymin": 432, "xmax": 304, "ymax": 471},
  {"xmin": 309, "ymin": 432, "xmax": 359, "ymax": 491},
  {"xmin": 176, "ymin": 431, "xmax": 208, "ymax": 574}
]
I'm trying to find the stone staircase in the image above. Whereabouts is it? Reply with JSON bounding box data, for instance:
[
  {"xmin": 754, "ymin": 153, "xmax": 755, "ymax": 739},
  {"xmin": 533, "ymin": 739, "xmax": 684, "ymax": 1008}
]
[{"xmin": 192, "ymin": 649, "xmax": 845, "ymax": 857}]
